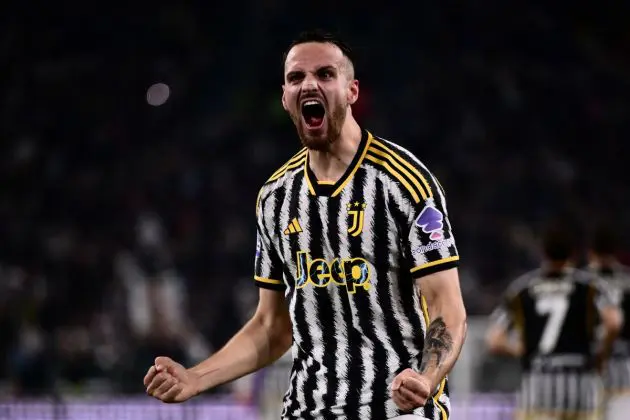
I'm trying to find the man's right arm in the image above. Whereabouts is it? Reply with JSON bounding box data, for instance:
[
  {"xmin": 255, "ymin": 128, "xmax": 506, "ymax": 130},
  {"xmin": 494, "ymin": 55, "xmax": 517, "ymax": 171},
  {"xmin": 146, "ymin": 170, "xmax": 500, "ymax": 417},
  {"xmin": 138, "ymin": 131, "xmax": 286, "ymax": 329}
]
[
  {"xmin": 192, "ymin": 188, "xmax": 292, "ymax": 393},
  {"xmin": 144, "ymin": 287, "xmax": 292, "ymax": 402},
  {"xmin": 485, "ymin": 294, "xmax": 523, "ymax": 358},
  {"xmin": 145, "ymin": 188, "xmax": 291, "ymax": 402},
  {"xmin": 189, "ymin": 288, "xmax": 292, "ymax": 393}
]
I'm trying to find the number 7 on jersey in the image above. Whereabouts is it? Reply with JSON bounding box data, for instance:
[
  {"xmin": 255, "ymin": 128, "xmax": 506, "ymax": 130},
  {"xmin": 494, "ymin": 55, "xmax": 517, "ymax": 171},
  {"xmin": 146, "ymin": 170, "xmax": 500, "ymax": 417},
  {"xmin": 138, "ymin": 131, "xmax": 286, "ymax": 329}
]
[{"xmin": 535, "ymin": 295, "xmax": 570, "ymax": 354}]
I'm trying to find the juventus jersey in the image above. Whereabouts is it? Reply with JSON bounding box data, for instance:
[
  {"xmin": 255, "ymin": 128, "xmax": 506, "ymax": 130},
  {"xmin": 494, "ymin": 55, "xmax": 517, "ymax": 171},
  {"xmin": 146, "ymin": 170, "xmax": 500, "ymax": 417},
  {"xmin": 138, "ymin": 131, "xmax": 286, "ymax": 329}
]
[
  {"xmin": 253, "ymin": 130, "xmax": 459, "ymax": 420},
  {"xmin": 590, "ymin": 263, "xmax": 630, "ymax": 393},
  {"xmin": 491, "ymin": 267, "xmax": 614, "ymax": 414}
]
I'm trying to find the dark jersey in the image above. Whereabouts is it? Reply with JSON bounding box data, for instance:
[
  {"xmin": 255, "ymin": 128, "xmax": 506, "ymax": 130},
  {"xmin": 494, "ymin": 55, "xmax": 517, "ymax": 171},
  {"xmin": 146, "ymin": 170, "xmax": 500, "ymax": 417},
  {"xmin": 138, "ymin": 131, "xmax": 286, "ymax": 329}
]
[
  {"xmin": 254, "ymin": 130, "xmax": 459, "ymax": 420},
  {"xmin": 492, "ymin": 268, "xmax": 612, "ymax": 371},
  {"xmin": 491, "ymin": 268, "xmax": 613, "ymax": 414}
]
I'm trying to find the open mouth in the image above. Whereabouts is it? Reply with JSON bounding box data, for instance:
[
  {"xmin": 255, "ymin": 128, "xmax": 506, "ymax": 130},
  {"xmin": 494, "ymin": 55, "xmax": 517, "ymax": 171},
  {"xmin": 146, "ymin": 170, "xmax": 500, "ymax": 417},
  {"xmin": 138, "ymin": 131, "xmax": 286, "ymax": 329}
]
[{"xmin": 301, "ymin": 100, "xmax": 326, "ymax": 129}]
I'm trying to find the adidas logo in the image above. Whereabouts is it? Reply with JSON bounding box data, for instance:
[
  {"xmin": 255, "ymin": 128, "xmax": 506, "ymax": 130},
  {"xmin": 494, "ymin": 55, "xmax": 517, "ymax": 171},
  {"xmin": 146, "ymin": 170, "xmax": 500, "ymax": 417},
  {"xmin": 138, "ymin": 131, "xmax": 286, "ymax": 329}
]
[{"xmin": 283, "ymin": 218, "xmax": 303, "ymax": 235}]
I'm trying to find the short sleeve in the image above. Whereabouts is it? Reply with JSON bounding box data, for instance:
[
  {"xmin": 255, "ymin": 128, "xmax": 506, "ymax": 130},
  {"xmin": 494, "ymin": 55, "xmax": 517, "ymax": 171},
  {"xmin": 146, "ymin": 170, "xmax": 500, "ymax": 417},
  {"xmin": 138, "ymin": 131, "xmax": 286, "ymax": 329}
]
[
  {"xmin": 254, "ymin": 197, "xmax": 285, "ymax": 292},
  {"xmin": 592, "ymin": 277, "xmax": 618, "ymax": 312},
  {"xmin": 489, "ymin": 296, "xmax": 515, "ymax": 331},
  {"xmin": 404, "ymin": 182, "xmax": 459, "ymax": 278}
]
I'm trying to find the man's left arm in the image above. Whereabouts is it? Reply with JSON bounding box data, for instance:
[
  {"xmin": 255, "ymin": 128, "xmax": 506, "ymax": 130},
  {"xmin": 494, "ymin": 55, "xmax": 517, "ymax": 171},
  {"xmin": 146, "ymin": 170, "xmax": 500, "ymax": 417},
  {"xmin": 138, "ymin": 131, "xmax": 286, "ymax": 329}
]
[
  {"xmin": 391, "ymin": 271, "xmax": 467, "ymax": 412},
  {"xmin": 415, "ymin": 268, "xmax": 467, "ymax": 387},
  {"xmin": 388, "ymin": 174, "xmax": 467, "ymax": 411}
]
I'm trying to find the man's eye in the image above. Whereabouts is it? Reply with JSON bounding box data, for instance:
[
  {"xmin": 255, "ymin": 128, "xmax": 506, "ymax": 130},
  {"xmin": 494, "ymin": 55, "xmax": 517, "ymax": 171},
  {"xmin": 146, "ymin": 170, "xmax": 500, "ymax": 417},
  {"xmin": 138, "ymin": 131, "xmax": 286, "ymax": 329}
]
[{"xmin": 287, "ymin": 74, "xmax": 303, "ymax": 83}]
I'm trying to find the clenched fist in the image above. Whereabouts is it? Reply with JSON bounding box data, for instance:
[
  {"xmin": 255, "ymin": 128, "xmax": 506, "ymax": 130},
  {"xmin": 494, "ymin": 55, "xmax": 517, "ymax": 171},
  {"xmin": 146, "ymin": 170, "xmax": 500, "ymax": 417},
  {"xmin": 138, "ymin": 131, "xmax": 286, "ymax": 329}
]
[
  {"xmin": 144, "ymin": 356, "xmax": 200, "ymax": 403},
  {"xmin": 390, "ymin": 368, "xmax": 433, "ymax": 412}
]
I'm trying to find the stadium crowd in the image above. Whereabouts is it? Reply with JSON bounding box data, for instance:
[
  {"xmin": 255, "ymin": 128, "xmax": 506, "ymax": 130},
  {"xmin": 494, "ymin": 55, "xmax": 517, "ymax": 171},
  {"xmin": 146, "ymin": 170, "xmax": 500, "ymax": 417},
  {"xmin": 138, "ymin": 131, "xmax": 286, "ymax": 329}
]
[{"xmin": 1, "ymin": 0, "xmax": 629, "ymax": 397}]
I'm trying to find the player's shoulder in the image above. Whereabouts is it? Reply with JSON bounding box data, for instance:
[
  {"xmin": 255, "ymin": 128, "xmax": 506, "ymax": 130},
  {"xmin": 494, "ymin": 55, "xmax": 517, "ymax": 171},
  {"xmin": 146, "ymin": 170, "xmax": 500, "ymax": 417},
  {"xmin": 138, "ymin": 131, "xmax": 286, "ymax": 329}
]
[
  {"xmin": 365, "ymin": 133, "xmax": 444, "ymax": 205},
  {"xmin": 505, "ymin": 268, "xmax": 542, "ymax": 298},
  {"xmin": 367, "ymin": 134, "xmax": 426, "ymax": 166},
  {"xmin": 256, "ymin": 147, "xmax": 307, "ymax": 211},
  {"xmin": 568, "ymin": 266, "xmax": 620, "ymax": 289},
  {"xmin": 571, "ymin": 267, "xmax": 600, "ymax": 284},
  {"xmin": 565, "ymin": 268, "xmax": 607, "ymax": 293}
]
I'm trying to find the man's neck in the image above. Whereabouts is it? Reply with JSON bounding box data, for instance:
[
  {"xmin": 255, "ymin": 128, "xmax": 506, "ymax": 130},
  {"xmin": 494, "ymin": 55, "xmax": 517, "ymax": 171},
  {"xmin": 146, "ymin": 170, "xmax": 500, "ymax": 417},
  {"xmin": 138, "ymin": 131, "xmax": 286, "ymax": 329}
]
[{"xmin": 308, "ymin": 117, "xmax": 362, "ymax": 183}]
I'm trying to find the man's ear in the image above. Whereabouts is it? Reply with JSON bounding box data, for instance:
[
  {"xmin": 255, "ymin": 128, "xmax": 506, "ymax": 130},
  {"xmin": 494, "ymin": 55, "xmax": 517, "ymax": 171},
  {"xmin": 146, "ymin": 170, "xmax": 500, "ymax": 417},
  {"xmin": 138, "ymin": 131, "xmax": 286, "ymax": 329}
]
[
  {"xmin": 348, "ymin": 79, "xmax": 359, "ymax": 105},
  {"xmin": 281, "ymin": 85, "xmax": 288, "ymax": 111}
]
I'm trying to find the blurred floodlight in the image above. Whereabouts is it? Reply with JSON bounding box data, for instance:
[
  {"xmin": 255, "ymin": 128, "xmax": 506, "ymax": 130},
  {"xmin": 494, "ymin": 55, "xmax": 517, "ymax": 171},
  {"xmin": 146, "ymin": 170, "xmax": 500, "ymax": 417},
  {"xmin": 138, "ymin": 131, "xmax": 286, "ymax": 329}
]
[{"xmin": 146, "ymin": 83, "xmax": 170, "ymax": 106}]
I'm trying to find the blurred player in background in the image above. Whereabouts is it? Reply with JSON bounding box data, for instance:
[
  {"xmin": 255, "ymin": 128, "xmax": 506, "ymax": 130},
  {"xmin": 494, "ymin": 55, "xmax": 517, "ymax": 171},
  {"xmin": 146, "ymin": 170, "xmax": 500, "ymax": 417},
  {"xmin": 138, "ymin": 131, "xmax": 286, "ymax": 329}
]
[
  {"xmin": 587, "ymin": 225, "xmax": 630, "ymax": 420},
  {"xmin": 486, "ymin": 223, "xmax": 622, "ymax": 420},
  {"xmin": 143, "ymin": 29, "xmax": 467, "ymax": 420}
]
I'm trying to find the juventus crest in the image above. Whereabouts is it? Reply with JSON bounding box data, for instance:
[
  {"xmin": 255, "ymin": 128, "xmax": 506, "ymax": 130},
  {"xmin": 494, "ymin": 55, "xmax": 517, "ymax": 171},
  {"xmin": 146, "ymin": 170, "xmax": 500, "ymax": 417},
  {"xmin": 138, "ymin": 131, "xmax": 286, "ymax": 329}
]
[{"xmin": 347, "ymin": 201, "xmax": 367, "ymax": 237}]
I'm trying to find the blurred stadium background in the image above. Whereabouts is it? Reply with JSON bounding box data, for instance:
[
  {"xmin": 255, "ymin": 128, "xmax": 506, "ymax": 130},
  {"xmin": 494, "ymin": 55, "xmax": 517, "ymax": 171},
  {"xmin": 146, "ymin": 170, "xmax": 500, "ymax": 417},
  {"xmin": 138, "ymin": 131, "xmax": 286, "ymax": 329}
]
[{"xmin": 1, "ymin": 1, "xmax": 629, "ymax": 419}]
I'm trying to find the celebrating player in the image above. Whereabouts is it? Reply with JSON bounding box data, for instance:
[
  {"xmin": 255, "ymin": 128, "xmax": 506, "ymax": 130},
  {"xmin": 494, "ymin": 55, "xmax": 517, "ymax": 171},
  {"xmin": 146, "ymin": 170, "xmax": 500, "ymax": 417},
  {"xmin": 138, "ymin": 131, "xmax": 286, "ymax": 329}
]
[
  {"xmin": 144, "ymin": 30, "xmax": 467, "ymax": 420},
  {"xmin": 486, "ymin": 223, "xmax": 622, "ymax": 420}
]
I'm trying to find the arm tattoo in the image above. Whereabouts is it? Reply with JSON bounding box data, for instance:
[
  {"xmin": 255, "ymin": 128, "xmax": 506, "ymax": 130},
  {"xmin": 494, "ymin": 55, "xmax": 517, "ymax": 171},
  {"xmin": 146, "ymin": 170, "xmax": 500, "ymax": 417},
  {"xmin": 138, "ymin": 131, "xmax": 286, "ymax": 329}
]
[{"xmin": 420, "ymin": 316, "xmax": 454, "ymax": 373}]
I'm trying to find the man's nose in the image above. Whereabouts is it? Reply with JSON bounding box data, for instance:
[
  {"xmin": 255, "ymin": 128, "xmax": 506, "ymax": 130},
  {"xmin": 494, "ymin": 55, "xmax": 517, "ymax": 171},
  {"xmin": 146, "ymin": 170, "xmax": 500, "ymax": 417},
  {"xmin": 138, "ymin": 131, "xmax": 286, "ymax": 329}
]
[{"xmin": 301, "ymin": 74, "xmax": 318, "ymax": 91}]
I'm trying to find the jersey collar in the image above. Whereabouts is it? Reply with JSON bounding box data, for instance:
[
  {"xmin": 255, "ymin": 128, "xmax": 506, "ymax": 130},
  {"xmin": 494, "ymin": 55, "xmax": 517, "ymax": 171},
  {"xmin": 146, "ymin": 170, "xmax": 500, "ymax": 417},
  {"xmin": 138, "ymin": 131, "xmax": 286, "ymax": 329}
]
[{"xmin": 304, "ymin": 129, "xmax": 372, "ymax": 197}]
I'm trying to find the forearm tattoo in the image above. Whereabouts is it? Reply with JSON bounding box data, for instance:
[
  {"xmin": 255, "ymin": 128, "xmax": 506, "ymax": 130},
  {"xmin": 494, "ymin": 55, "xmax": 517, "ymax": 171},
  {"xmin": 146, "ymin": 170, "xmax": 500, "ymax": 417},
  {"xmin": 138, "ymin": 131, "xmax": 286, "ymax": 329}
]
[{"xmin": 420, "ymin": 317, "xmax": 454, "ymax": 373}]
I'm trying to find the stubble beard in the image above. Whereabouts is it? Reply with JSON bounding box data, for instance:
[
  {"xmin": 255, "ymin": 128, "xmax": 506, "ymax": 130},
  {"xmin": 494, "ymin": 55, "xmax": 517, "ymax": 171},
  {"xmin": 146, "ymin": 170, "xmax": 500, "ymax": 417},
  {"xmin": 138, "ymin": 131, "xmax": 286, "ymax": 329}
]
[{"xmin": 294, "ymin": 103, "xmax": 347, "ymax": 152}]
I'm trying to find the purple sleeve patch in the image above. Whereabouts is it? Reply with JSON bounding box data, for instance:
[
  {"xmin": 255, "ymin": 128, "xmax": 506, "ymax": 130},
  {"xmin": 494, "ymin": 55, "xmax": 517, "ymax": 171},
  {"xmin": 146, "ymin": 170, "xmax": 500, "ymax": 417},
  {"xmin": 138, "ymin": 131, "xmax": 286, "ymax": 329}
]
[{"xmin": 415, "ymin": 205, "xmax": 444, "ymax": 241}]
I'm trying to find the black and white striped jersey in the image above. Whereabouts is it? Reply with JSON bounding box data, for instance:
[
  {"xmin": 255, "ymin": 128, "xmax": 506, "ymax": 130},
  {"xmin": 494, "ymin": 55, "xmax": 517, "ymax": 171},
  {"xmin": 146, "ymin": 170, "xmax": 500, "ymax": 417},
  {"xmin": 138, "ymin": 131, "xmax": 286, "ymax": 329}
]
[
  {"xmin": 253, "ymin": 129, "xmax": 459, "ymax": 420},
  {"xmin": 491, "ymin": 267, "xmax": 614, "ymax": 414},
  {"xmin": 517, "ymin": 371, "xmax": 603, "ymax": 416},
  {"xmin": 590, "ymin": 263, "xmax": 630, "ymax": 393}
]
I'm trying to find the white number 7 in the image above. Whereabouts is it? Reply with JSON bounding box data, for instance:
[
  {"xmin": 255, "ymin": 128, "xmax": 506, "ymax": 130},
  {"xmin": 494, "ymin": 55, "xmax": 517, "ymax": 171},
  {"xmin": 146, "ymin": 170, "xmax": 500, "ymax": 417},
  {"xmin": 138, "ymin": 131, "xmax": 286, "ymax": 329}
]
[{"xmin": 535, "ymin": 295, "xmax": 569, "ymax": 354}]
